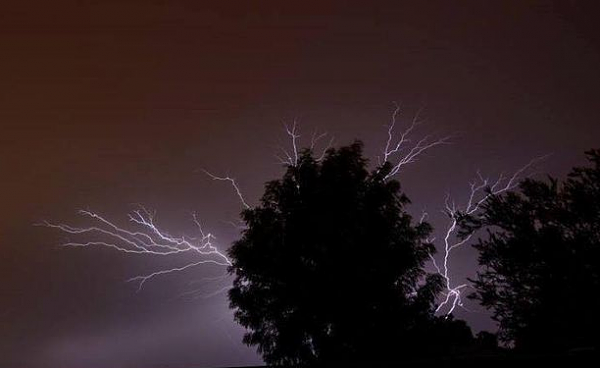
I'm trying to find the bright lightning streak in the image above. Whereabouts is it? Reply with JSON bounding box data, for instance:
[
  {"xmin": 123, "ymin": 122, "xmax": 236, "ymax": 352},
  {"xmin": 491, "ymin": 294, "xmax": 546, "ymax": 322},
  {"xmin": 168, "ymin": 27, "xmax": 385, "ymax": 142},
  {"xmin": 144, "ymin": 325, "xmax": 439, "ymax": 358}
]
[
  {"xmin": 431, "ymin": 157, "xmax": 548, "ymax": 315},
  {"xmin": 45, "ymin": 161, "xmax": 252, "ymax": 293},
  {"xmin": 381, "ymin": 103, "xmax": 451, "ymax": 179},
  {"xmin": 379, "ymin": 104, "xmax": 548, "ymax": 316},
  {"xmin": 128, "ymin": 259, "xmax": 228, "ymax": 292},
  {"xmin": 42, "ymin": 208, "xmax": 231, "ymax": 291},
  {"xmin": 310, "ymin": 129, "xmax": 335, "ymax": 162},
  {"xmin": 276, "ymin": 121, "xmax": 333, "ymax": 167},
  {"xmin": 45, "ymin": 107, "xmax": 544, "ymax": 317},
  {"xmin": 275, "ymin": 120, "xmax": 301, "ymax": 166},
  {"xmin": 202, "ymin": 170, "xmax": 251, "ymax": 209}
]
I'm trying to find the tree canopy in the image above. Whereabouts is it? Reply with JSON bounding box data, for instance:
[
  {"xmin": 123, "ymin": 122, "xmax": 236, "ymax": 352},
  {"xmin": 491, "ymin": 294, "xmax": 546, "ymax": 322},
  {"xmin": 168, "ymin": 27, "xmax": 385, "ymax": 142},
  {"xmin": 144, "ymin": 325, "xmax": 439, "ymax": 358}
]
[
  {"xmin": 467, "ymin": 149, "xmax": 600, "ymax": 352},
  {"xmin": 227, "ymin": 142, "xmax": 460, "ymax": 365}
]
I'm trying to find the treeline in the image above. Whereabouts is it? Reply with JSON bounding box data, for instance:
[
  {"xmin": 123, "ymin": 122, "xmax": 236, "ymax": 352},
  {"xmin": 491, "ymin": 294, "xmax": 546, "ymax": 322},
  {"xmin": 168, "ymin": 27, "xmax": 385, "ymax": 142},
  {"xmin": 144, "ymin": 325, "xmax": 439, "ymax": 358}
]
[{"xmin": 226, "ymin": 143, "xmax": 600, "ymax": 366}]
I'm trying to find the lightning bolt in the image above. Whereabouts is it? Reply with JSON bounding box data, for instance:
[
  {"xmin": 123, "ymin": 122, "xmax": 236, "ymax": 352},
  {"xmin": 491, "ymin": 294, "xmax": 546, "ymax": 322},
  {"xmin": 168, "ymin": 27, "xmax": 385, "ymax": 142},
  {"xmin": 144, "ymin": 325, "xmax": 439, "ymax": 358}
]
[
  {"xmin": 44, "ymin": 105, "xmax": 543, "ymax": 318},
  {"xmin": 430, "ymin": 157, "xmax": 548, "ymax": 315},
  {"xmin": 43, "ymin": 166, "xmax": 255, "ymax": 294},
  {"xmin": 202, "ymin": 170, "xmax": 252, "ymax": 210},
  {"xmin": 381, "ymin": 103, "xmax": 452, "ymax": 179},
  {"xmin": 276, "ymin": 121, "xmax": 333, "ymax": 166},
  {"xmin": 380, "ymin": 104, "xmax": 547, "ymax": 316},
  {"xmin": 42, "ymin": 207, "xmax": 232, "ymax": 292},
  {"xmin": 275, "ymin": 120, "xmax": 301, "ymax": 167}
]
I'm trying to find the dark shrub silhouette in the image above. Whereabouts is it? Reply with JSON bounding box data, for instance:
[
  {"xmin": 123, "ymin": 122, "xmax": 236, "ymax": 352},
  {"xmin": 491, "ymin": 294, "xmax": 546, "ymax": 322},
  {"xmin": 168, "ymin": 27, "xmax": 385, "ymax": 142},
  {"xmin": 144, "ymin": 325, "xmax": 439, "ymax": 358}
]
[
  {"xmin": 227, "ymin": 142, "xmax": 454, "ymax": 366},
  {"xmin": 476, "ymin": 331, "xmax": 499, "ymax": 351},
  {"xmin": 467, "ymin": 149, "xmax": 600, "ymax": 352}
]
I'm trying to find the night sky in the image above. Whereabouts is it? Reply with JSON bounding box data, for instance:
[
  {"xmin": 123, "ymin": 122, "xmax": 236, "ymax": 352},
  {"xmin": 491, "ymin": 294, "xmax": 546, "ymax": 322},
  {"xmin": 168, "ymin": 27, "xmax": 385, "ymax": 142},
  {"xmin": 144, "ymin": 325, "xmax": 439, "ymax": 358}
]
[{"xmin": 2, "ymin": 1, "xmax": 600, "ymax": 367}]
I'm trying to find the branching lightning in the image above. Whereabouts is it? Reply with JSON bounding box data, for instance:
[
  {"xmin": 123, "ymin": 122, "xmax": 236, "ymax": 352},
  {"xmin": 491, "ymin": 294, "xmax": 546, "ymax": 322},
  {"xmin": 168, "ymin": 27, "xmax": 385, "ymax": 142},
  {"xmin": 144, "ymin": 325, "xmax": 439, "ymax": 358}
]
[
  {"xmin": 44, "ymin": 107, "xmax": 451, "ymax": 300},
  {"xmin": 379, "ymin": 104, "xmax": 545, "ymax": 316},
  {"xmin": 381, "ymin": 103, "xmax": 451, "ymax": 179},
  {"xmin": 45, "ymin": 105, "xmax": 543, "ymax": 320},
  {"xmin": 203, "ymin": 170, "xmax": 252, "ymax": 210},
  {"xmin": 277, "ymin": 120, "xmax": 333, "ymax": 166},
  {"xmin": 275, "ymin": 120, "xmax": 301, "ymax": 166},
  {"xmin": 430, "ymin": 157, "xmax": 547, "ymax": 315},
  {"xmin": 43, "ymin": 208, "xmax": 231, "ymax": 292},
  {"xmin": 44, "ymin": 167, "xmax": 256, "ymax": 295}
]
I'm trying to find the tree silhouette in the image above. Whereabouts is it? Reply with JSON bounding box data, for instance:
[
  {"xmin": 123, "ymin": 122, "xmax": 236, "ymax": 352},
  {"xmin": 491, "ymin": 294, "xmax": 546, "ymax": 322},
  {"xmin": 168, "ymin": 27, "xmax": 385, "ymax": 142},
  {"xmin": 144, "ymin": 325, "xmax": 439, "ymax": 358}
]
[
  {"xmin": 467, "ymin": 149, "xmax": 600, "ymax": 352},
  {"xmin": 227, "ymin": 141, "xmax": 452, "ymax": 366}
]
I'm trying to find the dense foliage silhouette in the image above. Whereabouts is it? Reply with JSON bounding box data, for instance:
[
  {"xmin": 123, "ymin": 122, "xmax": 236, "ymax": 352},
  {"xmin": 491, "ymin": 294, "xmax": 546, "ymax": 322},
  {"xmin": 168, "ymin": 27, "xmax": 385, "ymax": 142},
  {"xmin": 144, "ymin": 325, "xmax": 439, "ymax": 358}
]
[
  {"xmin": 466, "ymin": 149, "xmax": 600, "ymax": 352},
  {"xmin": 227, "ymin": 142, "xmax": 470, "ymax": 366}
]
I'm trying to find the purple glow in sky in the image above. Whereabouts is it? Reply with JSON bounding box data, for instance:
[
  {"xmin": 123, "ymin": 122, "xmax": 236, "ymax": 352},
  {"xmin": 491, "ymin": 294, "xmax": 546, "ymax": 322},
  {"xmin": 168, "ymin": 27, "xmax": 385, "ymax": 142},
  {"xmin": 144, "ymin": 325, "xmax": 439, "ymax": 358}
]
[{"xmin": 2, "ymin": 1, "xmax": 600, "ymax": 367}]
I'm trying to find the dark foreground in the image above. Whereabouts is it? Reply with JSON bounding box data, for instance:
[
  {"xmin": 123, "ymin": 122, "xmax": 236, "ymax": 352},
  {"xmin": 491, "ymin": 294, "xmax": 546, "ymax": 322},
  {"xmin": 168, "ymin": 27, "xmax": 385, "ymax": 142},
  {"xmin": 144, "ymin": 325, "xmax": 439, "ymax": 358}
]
[{"xmin": 220, "ymin": 350, "xmax": 598, "ymax": 367}]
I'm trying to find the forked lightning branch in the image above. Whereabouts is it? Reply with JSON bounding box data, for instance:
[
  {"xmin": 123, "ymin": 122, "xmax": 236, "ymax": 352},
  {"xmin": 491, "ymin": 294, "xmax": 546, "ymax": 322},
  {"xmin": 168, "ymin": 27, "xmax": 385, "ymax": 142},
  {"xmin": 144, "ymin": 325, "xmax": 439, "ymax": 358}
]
[{"xmin": 43, "ymin": 106, "xmax": 541, "ymax": 315}]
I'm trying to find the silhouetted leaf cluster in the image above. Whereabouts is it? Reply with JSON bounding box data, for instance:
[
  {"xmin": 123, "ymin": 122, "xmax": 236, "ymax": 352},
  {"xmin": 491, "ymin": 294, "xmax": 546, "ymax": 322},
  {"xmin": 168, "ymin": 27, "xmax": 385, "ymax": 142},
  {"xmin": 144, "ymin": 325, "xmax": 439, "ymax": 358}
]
[
  {"xmin": 228, "ymin": 142, "xmax": 471, "ymax": 366},
  {"xmin": 468, "ymin": 149, "xmax": 600, "ymax": 352}
]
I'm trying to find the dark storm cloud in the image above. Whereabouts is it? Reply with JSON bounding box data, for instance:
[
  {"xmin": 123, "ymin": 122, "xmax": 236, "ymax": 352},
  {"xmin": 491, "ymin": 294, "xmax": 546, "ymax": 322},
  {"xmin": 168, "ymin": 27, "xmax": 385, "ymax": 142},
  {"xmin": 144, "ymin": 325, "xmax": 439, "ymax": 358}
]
[{"xmin": 1, "ymin": 1, "xmax": 599, "ymax": 367}]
